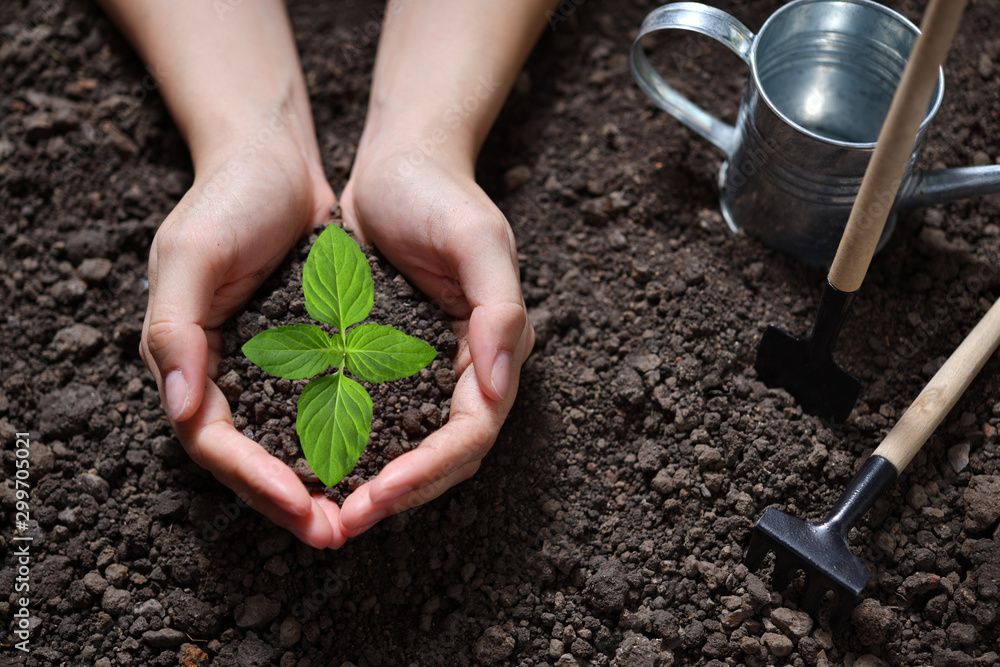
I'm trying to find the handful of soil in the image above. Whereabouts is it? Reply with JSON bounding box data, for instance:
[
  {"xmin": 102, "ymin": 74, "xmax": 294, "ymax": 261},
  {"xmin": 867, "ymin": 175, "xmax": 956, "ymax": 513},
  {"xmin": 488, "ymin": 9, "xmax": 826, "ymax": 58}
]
[{"xmin": 217, "ymin": 224, "xmax": 457, "ymax": 504}]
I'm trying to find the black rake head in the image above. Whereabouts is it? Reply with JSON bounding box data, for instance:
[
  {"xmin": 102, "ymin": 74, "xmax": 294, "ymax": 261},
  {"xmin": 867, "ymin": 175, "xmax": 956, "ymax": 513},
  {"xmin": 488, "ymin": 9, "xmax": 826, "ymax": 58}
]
[
  {"xmin": 744, "ymin": 508, "xmax": 870, "ymax": 631},
  {"xmin": 754, "ymin": 324, "xmax": 862, "ymax": 426}
]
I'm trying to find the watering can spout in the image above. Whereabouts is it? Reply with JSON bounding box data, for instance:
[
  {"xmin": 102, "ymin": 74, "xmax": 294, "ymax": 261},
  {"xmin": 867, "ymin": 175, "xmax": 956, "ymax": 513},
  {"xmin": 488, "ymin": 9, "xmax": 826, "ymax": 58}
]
[{"xmin": 897, "ymin": 164, "xmax": 1000, "ymax": 211}]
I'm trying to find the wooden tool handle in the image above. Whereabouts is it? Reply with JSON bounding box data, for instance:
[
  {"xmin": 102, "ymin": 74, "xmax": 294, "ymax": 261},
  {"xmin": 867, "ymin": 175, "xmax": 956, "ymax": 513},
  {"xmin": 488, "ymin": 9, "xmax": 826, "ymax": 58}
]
[
  {"xmin": 827, "ymin": 0, "xmax": 969, "ymax": 293},
  {"xmin": 874, "ymin": 296, "xmax": 1000, "ymax": 472}
]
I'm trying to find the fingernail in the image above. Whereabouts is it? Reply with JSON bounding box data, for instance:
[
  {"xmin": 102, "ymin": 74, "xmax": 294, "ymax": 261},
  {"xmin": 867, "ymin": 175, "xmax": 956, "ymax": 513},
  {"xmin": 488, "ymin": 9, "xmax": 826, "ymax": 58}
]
[
  {"xmin": 490, "ymin": 351, "xmax": 512, "ymax": 400},
  {"xmin": 164, "ymin": 370, "xmax": 189, "ymax": 420},
  {"xmin": 370, "ymin": 484, "xmax": 412, "ymax": 506},
  {"xmin": 275, "ymin": 486, "xmax": 311, "ymax": 517}
]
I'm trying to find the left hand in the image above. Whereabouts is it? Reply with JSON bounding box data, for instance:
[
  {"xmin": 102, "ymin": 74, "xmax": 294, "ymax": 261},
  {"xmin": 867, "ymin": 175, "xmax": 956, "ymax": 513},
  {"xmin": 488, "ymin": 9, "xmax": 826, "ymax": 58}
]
[{"xmin": 335, "ymin": 142, "xmax": 535, "ymax": 536}]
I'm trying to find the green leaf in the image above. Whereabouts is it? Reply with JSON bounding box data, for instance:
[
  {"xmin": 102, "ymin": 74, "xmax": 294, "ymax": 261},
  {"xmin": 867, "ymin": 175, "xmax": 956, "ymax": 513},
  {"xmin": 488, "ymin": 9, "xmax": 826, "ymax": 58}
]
[
  {"xmin": 344, "ymin": 323, "xmax": 437, "ymax": 382},
  {"xmin": 303, "ymin": 225, "xmax": 373, "ymax": 331},
  {"xmin": 242, "ymin": 324, "xmax": 343, "ymax": 380},
  {"xmin": 296, "ymin": 373, "xmax": 373, "ymax": 486}
]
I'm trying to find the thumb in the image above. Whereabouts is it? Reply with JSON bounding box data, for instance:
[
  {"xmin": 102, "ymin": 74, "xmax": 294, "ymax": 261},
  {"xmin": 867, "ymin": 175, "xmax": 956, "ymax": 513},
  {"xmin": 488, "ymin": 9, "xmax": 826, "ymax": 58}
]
[
  {"xmin": 468, "ymin": 300, "xmax": 529, "ymax": 403},
  {"xmin": 459, "ymin": 222, "xmax": 531, "ymax": 403},
  {"xmin": 142, "ymin": 241, "xmax": 216, "ymax": 423}
]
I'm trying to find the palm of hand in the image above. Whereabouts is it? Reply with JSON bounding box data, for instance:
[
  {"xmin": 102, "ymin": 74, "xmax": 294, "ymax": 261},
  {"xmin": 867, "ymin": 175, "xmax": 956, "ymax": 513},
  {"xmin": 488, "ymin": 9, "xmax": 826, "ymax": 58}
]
[{"xmin": 335, "ymin": 154, "xmax": 534, "ymax": 534}]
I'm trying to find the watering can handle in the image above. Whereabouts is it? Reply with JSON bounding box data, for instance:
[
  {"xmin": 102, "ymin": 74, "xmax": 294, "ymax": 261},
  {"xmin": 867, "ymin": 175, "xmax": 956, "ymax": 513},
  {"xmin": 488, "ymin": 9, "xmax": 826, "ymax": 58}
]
[{"xmin": 629, "ymin": 3, "xmax": 754, "ymax": 155}]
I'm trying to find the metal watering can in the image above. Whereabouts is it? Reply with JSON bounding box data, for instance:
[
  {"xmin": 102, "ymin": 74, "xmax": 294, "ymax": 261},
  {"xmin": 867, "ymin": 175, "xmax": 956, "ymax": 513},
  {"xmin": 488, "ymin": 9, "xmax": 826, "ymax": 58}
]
[{"xmin": 630, "ymin": 0, "xmax": 1000, "ymax": 267}]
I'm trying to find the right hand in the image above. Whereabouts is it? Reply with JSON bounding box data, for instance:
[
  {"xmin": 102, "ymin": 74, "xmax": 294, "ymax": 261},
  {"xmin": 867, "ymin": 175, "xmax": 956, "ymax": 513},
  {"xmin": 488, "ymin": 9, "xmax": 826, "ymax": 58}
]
[{"xmin": 335, "ymin": 139, "xmax": 535, "ymax": 536}]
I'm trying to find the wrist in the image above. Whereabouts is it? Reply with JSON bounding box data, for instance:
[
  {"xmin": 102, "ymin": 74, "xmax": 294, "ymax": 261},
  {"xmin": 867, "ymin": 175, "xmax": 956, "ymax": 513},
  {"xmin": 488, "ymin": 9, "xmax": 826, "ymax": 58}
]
[
  {"xmin": 355, "ymin": 100, "xmax": 485, "ymax": 181},
  {"xmin": 186, "ymin": 86, "xmax": 322, "ymax": 181}
]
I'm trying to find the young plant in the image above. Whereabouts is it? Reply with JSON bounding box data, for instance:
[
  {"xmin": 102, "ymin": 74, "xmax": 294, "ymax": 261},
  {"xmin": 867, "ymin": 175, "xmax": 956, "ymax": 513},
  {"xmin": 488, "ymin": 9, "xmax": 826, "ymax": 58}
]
[{"xmin": 242, "ymin": 225, "xmax": 436, "ymax": 486}]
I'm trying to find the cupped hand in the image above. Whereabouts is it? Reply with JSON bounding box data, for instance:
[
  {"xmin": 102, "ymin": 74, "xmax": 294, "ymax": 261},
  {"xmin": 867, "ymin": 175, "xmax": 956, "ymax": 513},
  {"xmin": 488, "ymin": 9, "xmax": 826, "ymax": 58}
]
[
  {"xmin": 336, "ymin": 146, "xmax": 535, "ymax": 536},
  {"xmin": 140, "ymin": 133, "xmax": 350, "ymax": 548}
]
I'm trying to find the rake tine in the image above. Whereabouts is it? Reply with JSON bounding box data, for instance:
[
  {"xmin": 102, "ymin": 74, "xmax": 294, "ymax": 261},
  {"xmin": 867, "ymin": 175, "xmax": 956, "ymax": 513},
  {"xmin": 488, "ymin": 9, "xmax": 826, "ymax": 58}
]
[
  {"xmin": 830, "ymin": 593, "xmax": 858, "ymax": 633},
  {"xmin": 798, "ymin": 574, "xmax": 830, "ymax": 616},
  {"xmin": 743, "ymin": 531, "xmax": 771, "ymax": 571},
  {"xmin": 770, "ymin": 550, "xmax": 799, "ymax": 592}
]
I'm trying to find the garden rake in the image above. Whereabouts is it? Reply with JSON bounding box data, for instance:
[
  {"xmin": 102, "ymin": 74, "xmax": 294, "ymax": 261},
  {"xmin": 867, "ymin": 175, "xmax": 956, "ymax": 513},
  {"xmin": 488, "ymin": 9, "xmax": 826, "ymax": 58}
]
[{"xmin": 746, "ymin": 293, "xmax": 1000, "ymax": 630}]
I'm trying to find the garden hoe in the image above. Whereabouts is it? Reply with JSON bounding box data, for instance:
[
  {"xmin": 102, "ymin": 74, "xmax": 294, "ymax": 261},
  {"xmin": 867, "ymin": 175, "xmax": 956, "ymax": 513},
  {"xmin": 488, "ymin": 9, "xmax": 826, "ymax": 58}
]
[
  {"xmin": 754, "ymin": 0, "xmax": 970, "ymax": 426},
  {"xmin": 745, "ymin": 293, "xmax": 1000, "ymax": 630}
]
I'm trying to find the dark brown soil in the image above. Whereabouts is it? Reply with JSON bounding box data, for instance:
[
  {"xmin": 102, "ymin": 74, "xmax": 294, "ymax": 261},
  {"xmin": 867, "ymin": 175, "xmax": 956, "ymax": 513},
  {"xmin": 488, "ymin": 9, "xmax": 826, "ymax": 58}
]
[{"xmin": 2, "ymin": 0, "xmax": 999, "ymax": 665}]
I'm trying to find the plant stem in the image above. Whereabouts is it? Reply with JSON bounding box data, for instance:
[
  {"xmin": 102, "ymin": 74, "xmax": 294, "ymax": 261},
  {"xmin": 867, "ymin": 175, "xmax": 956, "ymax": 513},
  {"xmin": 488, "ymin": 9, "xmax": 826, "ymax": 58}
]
[{"xmin": 337, "ymin": 328, "xmax": 347, "ymax": 375}]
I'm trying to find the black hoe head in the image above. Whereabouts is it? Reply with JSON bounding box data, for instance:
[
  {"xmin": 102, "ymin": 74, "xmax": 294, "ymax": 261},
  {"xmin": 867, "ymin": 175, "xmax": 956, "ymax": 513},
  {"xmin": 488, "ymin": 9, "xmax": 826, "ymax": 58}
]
[
  {"xmin": 744, "ymin": 508, "xmax": 870, "ymax": 631},
  {"xmin": 754, "ymin": 324, "xmax": 862, "ymax": 426}
]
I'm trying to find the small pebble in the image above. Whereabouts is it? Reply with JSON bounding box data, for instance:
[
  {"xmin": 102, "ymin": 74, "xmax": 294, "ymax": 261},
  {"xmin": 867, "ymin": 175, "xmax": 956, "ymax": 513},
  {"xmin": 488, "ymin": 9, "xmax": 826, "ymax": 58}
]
[
  {"xmin": 770, "ymin": 607, "xmax": 813, "ymax": 641},
  {"xmin": 77, "ymin": 257, "xmax": 113, "ymax": 283},
  {"xmin": 978, "ymin": 52, "xmax": 995, "ymax": 78},
  {"xmin": 235, "ymin": 594, "xmax": 281, "ymax": 630},
  {"xmin": 472, "ymin": 626, "xmax": 515, "ymax": 664},
  {"xmin": 948, "ymin": 443, "xmax": 970, "ymax": 473},
  {"xmin": 292, "ymin": 458, "xmax": 319, "ymax": 484},
  {"xmin": 740, "ymin": 635, "xmax": 765, "ymax": 658},
  {"xmin": 744, "ymin": 572, "xmax": 770, "ymax": 609},
  {"xmin": 104, "ymin": 563, "xmax": 128, "ymax": 587},
  {"xmin": 80, "ymin": 470, "xmax": 110, "ymax": 502},
  {"xmin": 279, "ymin": 617, "xmax": 301, "ymax": 648},
  {"xmin": 133, "ymin": 599, "xmax": 163, "ymax": 618},
  {"xmin": 49, "ymin": 323, "xmax": 103, "ymax": 359},
  {"xmin": 504, "ymin": 165, "xmax": 532, "ymax": 191},
  {"xmin": 762, "ymin": 631, "xmax": 793, "ymax": 657},
  {"xmin": 101, "ymin": 588, "xmax": 131, "ymax": 615},
  {"xmin": 898, "ymin": 572, "xmax": 948, "ymax": 599},
  {"xmin": 216, "ymin": 370, "xmax": 244, "ymax": 404},
  {"xmin": 141, "ymin": 628, "xmax": 187, "ymax": 649},
  {"xmin": 906, "ymin": 484, "xmax": 929, "ymax": 510},
  {"xmin": 82, "ymin": 571, "xmax": 108, "ymax": 596},
  {"xmin": 964, "ymin": 475, "xmax": 1000, "ymax": 533},
  {"xmin": 851, "ymin": 598, "xmax": 898, "ymax": 646}
]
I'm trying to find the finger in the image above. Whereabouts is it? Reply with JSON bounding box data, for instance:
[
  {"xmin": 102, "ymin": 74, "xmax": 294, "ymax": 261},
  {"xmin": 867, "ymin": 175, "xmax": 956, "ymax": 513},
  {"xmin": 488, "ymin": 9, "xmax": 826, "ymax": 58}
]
[
  {"xmin": 174, "ymin": 377, "xmax": 337, "ymax": 547},
  {"xmin": 339, "ymin": 458, "xmax": 482, "ymax": 538},
  {"xmin": 339, "ymin": 434, "xmax": 486, "ymax": 533},
  {"xmin": 231, "ymin": 494, "xmax": 336, "ymax": 549},
  {"xmin": 454, "ymin": 220, "xmax": 531, "ymax": 402},
  {"xmin": 207, "ymin": 329, "xmax": 224, "ymax": 381},
  {"xmin": 338, "ymin": 296, "xmax": 535, "ymax": 532},
  {"xmin": 338, "ymin": 365, "xmax": 499, "ymax": 531},
  {"xmin": 337, "ymin": 182, "xmax": 372, "ymax": 246},
  {"xmin": 314, "ymin": 495, "xmax": 349, "ymax": 549},
  {"xmin": 143, "ymin": 225, "xmax": 223, "ymax": 422},
  {"xmin": 468, "ymin": 300, "xmax": 529, "ymax": 402}
]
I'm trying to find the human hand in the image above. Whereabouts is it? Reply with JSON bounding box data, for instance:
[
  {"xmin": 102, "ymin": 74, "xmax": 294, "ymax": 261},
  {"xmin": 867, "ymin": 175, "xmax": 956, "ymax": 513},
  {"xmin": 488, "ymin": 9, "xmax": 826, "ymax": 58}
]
[
  {"xmin": 101, "ymin": 0, "xmax": 357, "ymax": 547},
  {"xmin": 140, "ymin": 130, "xmax": 351, "ymax": 548},
  {"xmin": 336, "ymin": 144, "xmax": 535, "ymax": 536}
]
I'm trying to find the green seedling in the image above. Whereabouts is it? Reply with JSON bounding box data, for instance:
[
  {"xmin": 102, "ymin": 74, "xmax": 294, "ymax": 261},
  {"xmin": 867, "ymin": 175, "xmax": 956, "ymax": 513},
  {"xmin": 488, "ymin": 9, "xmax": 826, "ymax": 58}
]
[{"xmin": 242, "ymin": 225, "xmax": 436, "ymax": 486}]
